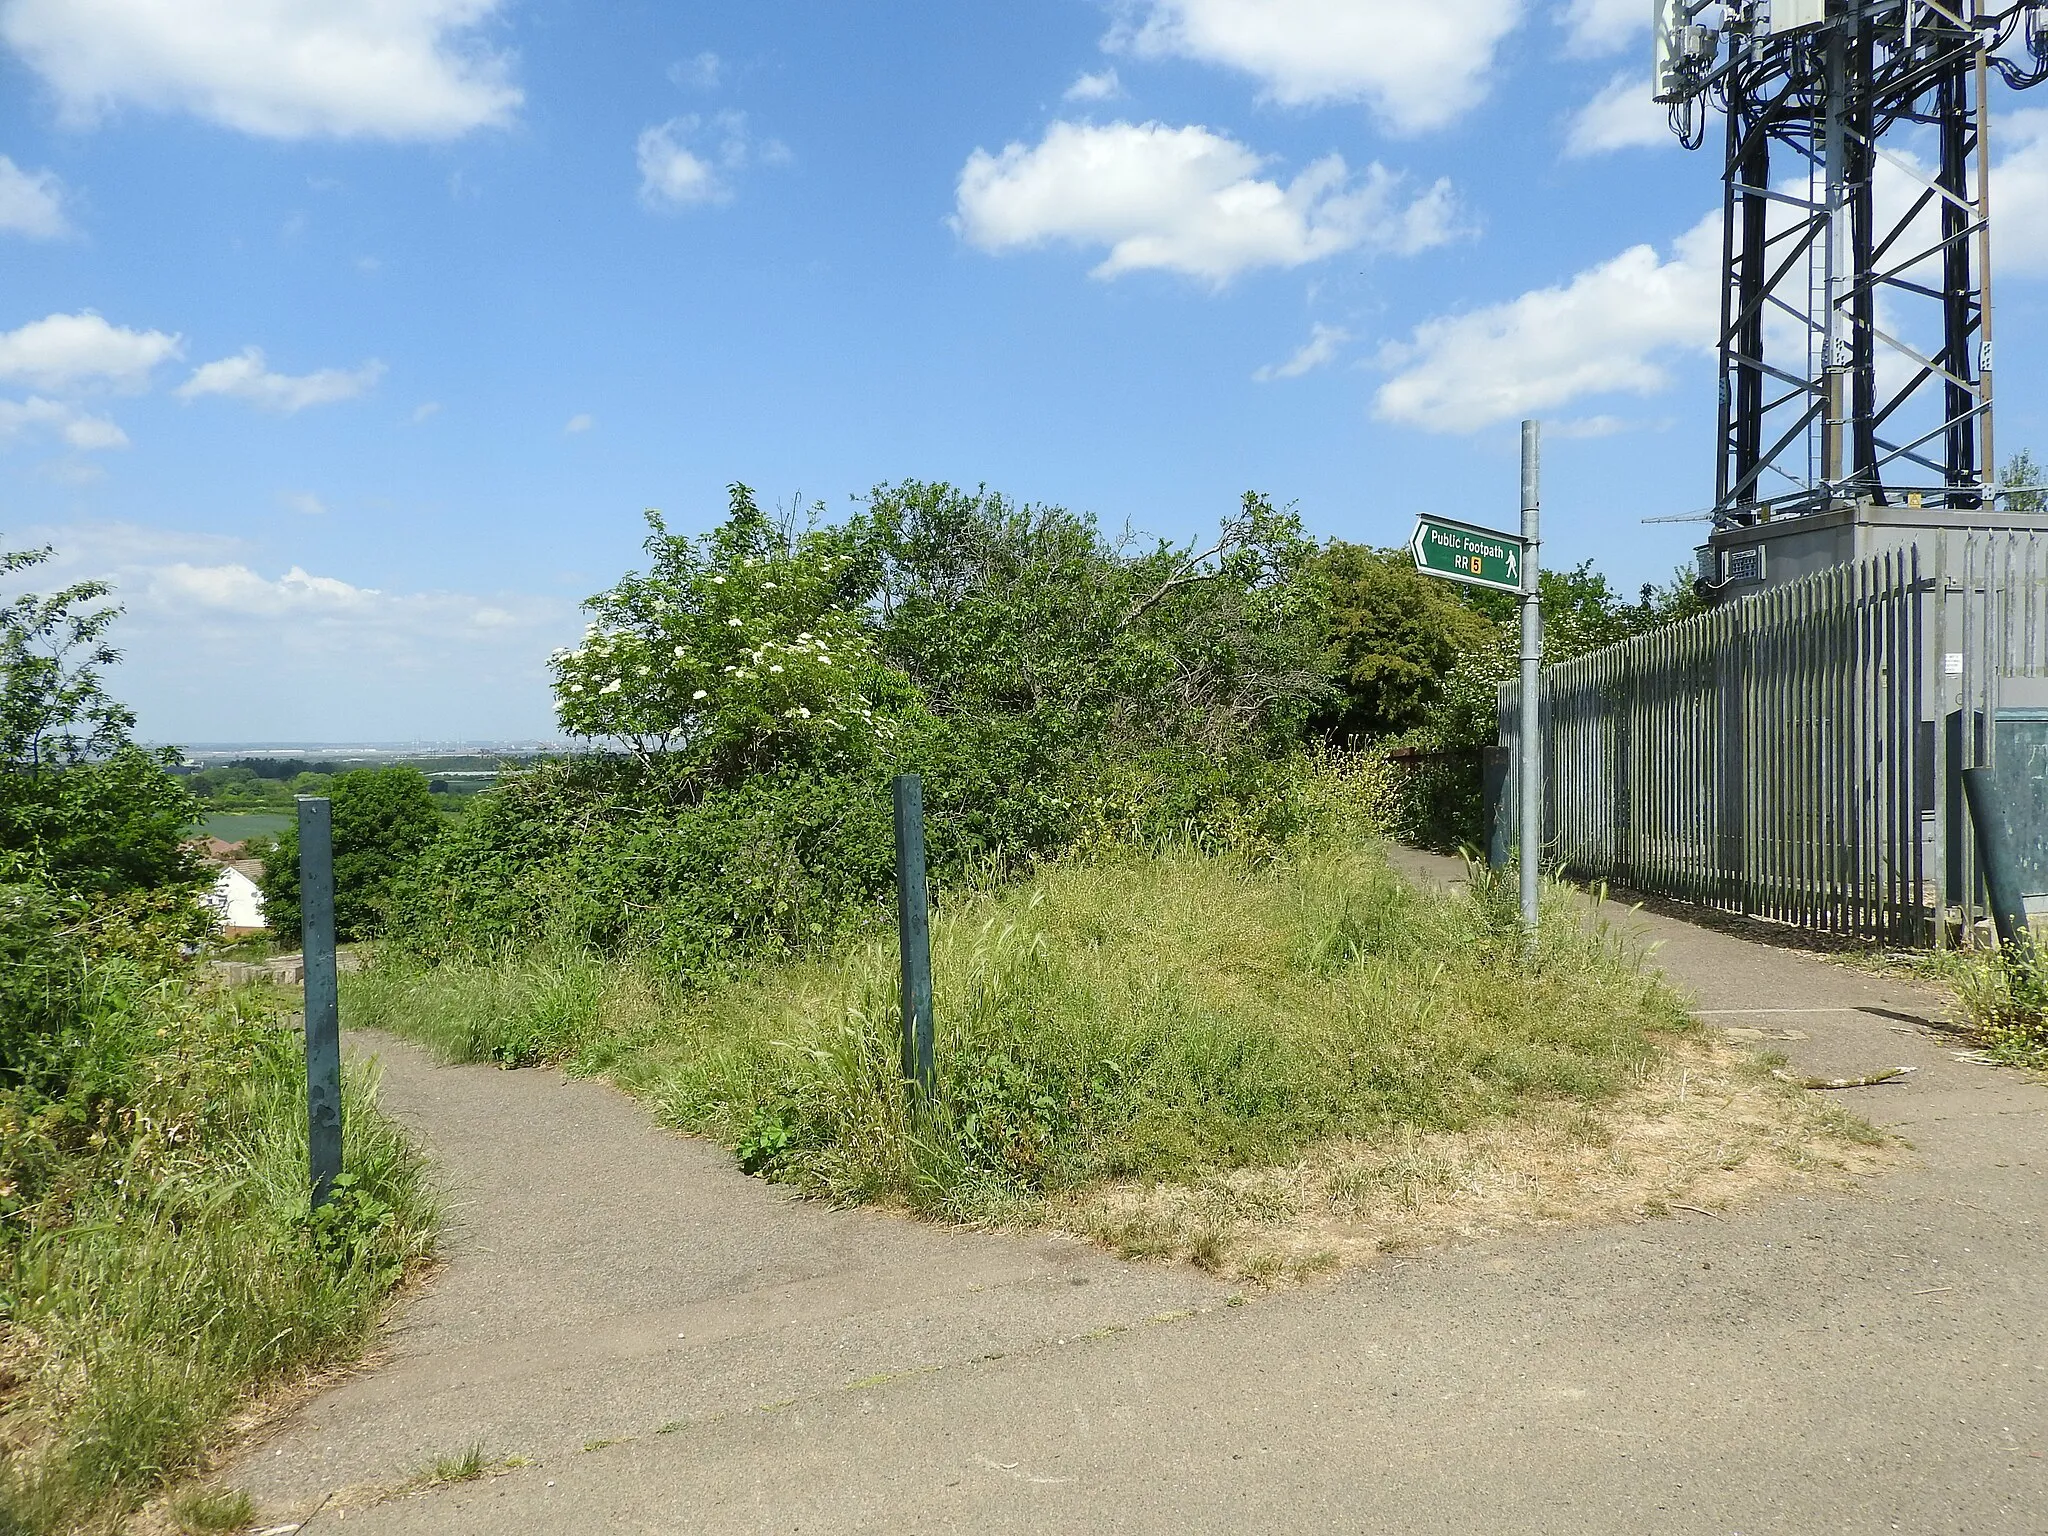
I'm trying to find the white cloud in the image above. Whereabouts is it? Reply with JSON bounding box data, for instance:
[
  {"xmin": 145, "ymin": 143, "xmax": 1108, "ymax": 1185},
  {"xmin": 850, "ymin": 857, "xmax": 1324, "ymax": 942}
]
[
  {"xmin": 283, "ymin": 491, "xmax": 326, "ymax": 516},
  {"xmin": 636, "ymin": 112, "xmax": 785, "ymax": 209},
  {"xmin": 637, "ymin": 122, "xmax": 722, "ymax": 207},
  {"xmin": 954, "ymin": 120, "xmax": 1462, "ymax": 284},
  {"xmin": 1375, "ymin": 213, "xmax": 1720, "ymax": 432},
  {"xmin": 150, "ymin": 561, "xmax": 375, "ymax": 615},
  {"xmin": 175, "ymin": 348, "xmax": 384, "ymax": 412},
  {"xmin": 117, "ymin": 550, "xmax": 567, "ymax": 691},
  {"xmin": 1065, "ymin": 68, "xmax": 1122, "ymax": 103},
  {"xmin": 1559, "ymin": 0, "xmax": 1646, "ymax": 57},
  {"xmin": 0, "ymin": 520, "xmax": 576, "ymax": 739},
  {"xmin": 668, "ymin": 51, "xmax": 722, "ymax": 90},
  {"xmin": 1993, "ymin": 109, "xmax": 2048, "ymax": 278},
  {"xmin": 1107, "ymin": 0, "xmax": 1520, "ymax": 133},
  {"xmin": 564, "ymin": 412, "xmax": 593, "ymax": 434},
  {"xmin": 1253, "ymin": 322, "xmax": 1348, "ymax": 381},
  {"xmin": 0, "ymin": 154, "xmax": 68, "ymax": 237},
  {"xmin": 0, "ymin": 0, "xmax": 520, "ymax": 140},
  {"xmin": 1566, "ymin": 73, "xmax": 1671, "ymax": 157},
  {"xmin": 11, "ymin": 520, "xmax": 574, "ymax": 723},
  {"xmin": 0, "ymin": 311, "xmax": 180, "ymax": 391},
  {"xmin": 0, "ymin": 395, "xmax": 128, "ymax": 450}
]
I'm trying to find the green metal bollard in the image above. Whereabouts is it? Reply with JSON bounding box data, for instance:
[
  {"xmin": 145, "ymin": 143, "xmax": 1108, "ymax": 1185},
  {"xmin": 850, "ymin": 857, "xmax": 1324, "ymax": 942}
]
[
  {"xmin": 1960, "ymin": 766, "xmax": 2032, "ymax": 952},
  {"xmin": 297, "ymin": 796, "xmax": 344, "ymax": 1208},
  {"xmin": 892, "ymin": 774, "xmax": 935, "ymax": 1098}
]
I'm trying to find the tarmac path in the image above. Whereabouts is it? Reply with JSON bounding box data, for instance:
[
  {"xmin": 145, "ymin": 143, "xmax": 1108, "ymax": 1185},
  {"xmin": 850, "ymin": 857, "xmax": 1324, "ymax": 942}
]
[{"xmin": 230, "ymin": 851, "xmax": 2048, "ymax": 1533}]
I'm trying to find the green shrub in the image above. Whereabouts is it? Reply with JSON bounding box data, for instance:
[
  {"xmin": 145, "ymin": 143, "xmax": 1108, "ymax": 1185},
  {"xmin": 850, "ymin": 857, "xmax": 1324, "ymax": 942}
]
[
  {"xmin": 0, "ymin": 746, "xmax": 203, "ymax": 901},
  {"xmin": 260, "ymin": 765, "xmax": 445, "ymax": 944},
  {"xmin": 0, "ymin": 983, "xmax": 436, "ymax": 1533},
  {"xmin": 1952, "ymin": 939, "xmax": 2048, "ymax": 1067},
  {"xmin": 1311, "ymin": 543, "xmax": 1493, "ymax": 741},
  {"xmin": 382, "ymin": 481, "xmax": 1344, "ymax": 972}
]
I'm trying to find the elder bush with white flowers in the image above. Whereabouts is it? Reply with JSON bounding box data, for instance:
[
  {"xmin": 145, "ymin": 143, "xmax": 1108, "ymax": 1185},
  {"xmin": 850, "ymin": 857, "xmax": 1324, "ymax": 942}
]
[
  {"xmin": 552, "ymin": 488, "xmax": 910, "ymax": 776},
  {"xmin": 389, "ymin": 478, "xmax": 1371, "ymax": 969}
]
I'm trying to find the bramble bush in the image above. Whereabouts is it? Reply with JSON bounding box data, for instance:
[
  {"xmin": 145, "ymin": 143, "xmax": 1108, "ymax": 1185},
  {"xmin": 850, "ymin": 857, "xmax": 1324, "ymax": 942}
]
[{"xmin": 0, "ymin": 544, "xmax": 207, "ymax": 1103}]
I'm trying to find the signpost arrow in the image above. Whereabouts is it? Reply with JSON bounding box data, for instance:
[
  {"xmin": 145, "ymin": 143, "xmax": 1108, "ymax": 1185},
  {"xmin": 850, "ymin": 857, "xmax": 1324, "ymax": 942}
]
[{"xmin": 1410, "ymin": 513, "xmax": 1528, "ymax": 595}]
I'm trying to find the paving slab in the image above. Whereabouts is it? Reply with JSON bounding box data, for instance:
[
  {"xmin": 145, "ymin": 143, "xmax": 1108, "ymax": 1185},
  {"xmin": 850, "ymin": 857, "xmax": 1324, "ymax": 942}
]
[{"xmin": 233, "ymin": 852, "xmax": 2048, "ymax": 1533}]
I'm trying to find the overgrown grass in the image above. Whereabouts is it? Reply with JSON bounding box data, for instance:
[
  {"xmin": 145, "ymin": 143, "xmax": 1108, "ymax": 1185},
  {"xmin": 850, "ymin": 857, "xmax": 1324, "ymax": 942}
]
[
  {"xmin": 1948, "ymin": 940, "xmax": 2048, "ymax": 1070},
  {"xmin": 349, "ymin": 841, "xmax": 1693, "ymax": 1224},
  {"xmin": 169, "ymin": 1484, "xmax": 255, "ymax": 1534},
  {"xmin": 0, "ymin": 985, "xmax": 439, "ymax": 1534}
]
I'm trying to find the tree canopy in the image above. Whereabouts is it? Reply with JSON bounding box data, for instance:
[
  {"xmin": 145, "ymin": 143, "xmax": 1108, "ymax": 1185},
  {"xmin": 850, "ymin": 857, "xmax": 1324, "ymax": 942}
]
[{"xmin": 260, "ymin": 767, "xmax": 446, "ymax": 944}]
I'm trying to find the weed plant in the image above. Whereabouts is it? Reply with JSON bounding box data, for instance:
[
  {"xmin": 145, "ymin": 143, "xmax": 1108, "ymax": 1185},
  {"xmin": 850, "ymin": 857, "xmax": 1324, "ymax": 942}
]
[
  {"xmin": 168, "ymin": 1485, "xmax": 255, "ymax": 1534},
  {"xmin": 424, "ymin": 1443, "xmax": 489, "ymax": 1486},
  {"xmin": 349, "ymin": 842, "xmax": 1690, "ymax": 1224},
  {"xmin": 1950, "ymin": 939, "xmax": 2048, "ymax": 1068},
  {"xmin": 0, "ymin": 983, "xmax": 438, "ymax": 1534}
]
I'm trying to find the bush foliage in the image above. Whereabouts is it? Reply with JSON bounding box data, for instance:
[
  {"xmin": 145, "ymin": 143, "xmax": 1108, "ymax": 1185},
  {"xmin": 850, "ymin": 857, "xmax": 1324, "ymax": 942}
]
[
  {"xmin": 1323, "ymin": 553, "xmax": 1705, "ymax": 850},
  {"xmin": 391, "ymin": 482, "xmax": 1339, "ymax": 969},
  {"xmin": 0, "ymin": 545, "xmax": 208, "ymax": 1104},
  {"xmin": 259, "ymin": 765, "xmax": 446, "ymax": 945}
]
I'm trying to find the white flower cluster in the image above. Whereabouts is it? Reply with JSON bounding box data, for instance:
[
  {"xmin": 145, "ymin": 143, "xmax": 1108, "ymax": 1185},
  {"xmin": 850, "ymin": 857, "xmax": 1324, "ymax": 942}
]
[{"xmin": 550, "ymin": 585, "xmax": 891, "ymax": 753}]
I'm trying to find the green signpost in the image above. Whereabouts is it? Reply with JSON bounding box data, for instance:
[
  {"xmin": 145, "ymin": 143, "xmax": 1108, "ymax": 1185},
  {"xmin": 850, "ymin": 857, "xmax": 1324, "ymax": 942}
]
[
  {"xmin": 1410, "ymin": 513, "xmax": 1527, "ymax": 594},
  {"xmin": 1409, "ymin": 427, "xmax": 1544, "ymax": 940}
]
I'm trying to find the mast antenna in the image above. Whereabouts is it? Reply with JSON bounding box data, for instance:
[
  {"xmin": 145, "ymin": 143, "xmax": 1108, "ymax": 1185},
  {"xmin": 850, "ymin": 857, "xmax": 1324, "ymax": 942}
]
[{"xmin": 1658, "ymin": 2, "xmax": 2048, "ymax": 526}]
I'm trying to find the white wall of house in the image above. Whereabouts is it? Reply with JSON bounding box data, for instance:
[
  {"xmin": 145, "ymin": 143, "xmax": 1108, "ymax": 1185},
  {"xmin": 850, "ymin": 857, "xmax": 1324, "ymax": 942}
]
[{"xmin": 207, "ymin": 866, "xmax": 267, "ymax": 931}]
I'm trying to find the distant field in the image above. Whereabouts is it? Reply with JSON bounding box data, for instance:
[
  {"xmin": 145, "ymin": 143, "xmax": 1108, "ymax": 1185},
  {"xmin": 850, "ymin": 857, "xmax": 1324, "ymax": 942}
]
[{"xmin": 197, "ymin": 812, "xmax": 293, "ymax": 841}]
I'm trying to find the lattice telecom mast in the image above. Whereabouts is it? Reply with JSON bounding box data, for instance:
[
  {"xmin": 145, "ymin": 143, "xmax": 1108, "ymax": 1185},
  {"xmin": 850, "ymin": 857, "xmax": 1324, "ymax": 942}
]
[{"xmin": 1657, "ymin": 2, "xmax": 2048, "ymax": 528}]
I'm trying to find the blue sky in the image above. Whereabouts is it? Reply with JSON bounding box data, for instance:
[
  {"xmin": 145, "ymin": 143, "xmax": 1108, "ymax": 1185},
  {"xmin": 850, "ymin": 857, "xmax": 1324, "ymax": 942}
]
[{"xmin": 6, "ymin": 0, "xmax": 2048, "ymax": 742}]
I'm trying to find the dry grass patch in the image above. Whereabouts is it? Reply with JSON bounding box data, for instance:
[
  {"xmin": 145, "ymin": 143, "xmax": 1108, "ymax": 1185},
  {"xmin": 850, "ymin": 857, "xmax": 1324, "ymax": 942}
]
[{"xmin": 1053, "ymin": 1039, "xmax": 1899, "ymax": 1283}]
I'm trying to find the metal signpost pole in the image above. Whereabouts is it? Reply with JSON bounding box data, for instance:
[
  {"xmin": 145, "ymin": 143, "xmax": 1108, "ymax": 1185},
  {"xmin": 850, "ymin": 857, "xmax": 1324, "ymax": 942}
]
[
  {"xmin": 892, "ymin": 774, "xmax": 936, "ymax": 1099},
  {"xmin": 1519, "ymin": 420, "xmax": 1543, "ymax": 936},
  {"xmin": 297, "ymin": 796, "xmax": 344, "ymax": 1209},
  {"xmin": 1406, "ymin": 462, "xmax": 1539, "ymax": 916}
]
